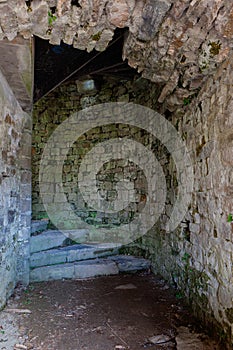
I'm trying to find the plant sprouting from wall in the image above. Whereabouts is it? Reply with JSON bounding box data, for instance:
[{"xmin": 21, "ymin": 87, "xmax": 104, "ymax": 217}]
[{"xmin": 48, "ymin": 10, "xmax": 57, "ymax": 27}]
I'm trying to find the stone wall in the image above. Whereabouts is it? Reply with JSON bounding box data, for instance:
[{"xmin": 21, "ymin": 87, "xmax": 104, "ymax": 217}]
[
  {"xmin": 32, "ymin": 75, "xmax": 161, "ymax": 227},
  {"xmin": 0, "ymin": 69, "xmax": 31, "ymax": 309},
  {"xmin": 0, "ymin": 1, "xmax": 232, "ymax": 345},
  {"xmin": 32, "ymin": 62, "xmax": 233, "ymax": 346},
  {"xmin": 123, "ymin": 56, "xmax": 233, "ymax": 346}
]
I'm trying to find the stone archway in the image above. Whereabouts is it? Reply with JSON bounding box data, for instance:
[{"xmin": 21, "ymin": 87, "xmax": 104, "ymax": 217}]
[
  {"xmin": 0, "ymin": 1, "xmax": 233, "ymax": 346},
  {"xmin": 0, "ymin": 0, "xmax": 232, "ymax": 111}
]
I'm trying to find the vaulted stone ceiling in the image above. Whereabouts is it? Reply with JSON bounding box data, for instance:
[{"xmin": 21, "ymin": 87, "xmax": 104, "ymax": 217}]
[{"xmin": 0, "ymin": 0, "xmax": 233, "ymax": 111}]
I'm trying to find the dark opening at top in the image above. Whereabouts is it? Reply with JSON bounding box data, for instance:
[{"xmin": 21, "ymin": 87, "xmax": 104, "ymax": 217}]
[{"xmin": 33, "ymin": 28, "xmax": 138, "ymax": 102}]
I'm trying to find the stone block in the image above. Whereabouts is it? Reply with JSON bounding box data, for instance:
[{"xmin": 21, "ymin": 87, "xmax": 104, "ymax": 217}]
[
  {"xmin": 30, "ymin": 243, "xmax": 119, "ymax": 268},
  {"xmin": 30, "ymin": 259, "xmax": 119, "ymax": 282},
  {"xmin": 108, "ymin": 255, "xmax": 150, "ymax": 272},
  {"xmin": 31, "ymin": 219, "xmax": 49, "ymax": 234},
  {"xmin": 30, "ymin": 248, "xmax": 68, "ymax": 268},
  {"xmin": 74, "ymin": 259, "xmax": 119, "ymax": 279},
  {"xmin": 30, "ymin": 230, "xmax": 68, "ymax": 253},
  {"xmin": 30, "ymin": 263, "xmax": 75, "ymax": 282}
]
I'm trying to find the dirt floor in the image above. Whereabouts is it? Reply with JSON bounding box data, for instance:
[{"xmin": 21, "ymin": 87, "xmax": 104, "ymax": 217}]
[{"xmin": 0, "ymin": 272, "xmax": 220, "ymax": 350}]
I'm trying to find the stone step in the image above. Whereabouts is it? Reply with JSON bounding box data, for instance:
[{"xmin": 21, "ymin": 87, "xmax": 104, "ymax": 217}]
[
  {"xmin": 30, "ymin": 259, "xmax": 119, "ymax": 282},
  {"xmin": 31, "ymin": 219, "xmax": 49, "ymax": 234},
  {"xmin": 30, "ymin": 229, "xmax": 89, "ymax": 253},
  {"xmin": 29, "ymin": 255, "xmax": 151, "ymax": 282},
  {"xmin": 30, "ymin": 243, "xmax": 119, "ymax": 268}
]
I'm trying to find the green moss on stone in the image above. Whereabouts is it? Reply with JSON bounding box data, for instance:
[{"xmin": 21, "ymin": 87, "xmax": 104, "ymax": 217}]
[
  {"xmin": 209, "ymin": 41, "xmax": 221, "ymax": 56},
  {"xmin": 92, "ymin": 32, "xmax": 102, "ymax": 41}
]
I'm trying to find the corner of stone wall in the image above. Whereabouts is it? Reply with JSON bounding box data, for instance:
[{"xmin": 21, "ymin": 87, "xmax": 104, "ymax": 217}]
[
  {"xmin": 0, "ymin": 69, "xmax": 32, "ymax": 308},
  {"xmin": 18, "ymin": 111, "xmax": 32, "ymax": 286}
]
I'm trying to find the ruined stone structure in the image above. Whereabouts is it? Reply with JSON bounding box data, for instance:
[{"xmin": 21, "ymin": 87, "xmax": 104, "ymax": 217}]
[{"xmin": 0, "ymin": 0, "xmax": 233, "ymax": 347}]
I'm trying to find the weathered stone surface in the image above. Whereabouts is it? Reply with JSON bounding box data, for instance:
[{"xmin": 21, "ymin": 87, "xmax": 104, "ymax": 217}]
[
  {"xmin": 30, "ymin": 230, "xmax": 68, "ymax": 253},
  {"xmin": 32, "ymin": 77, "xmax": 161, "ymax": 222},
  {"xmin": 29, "ymin": 254, "xmax": 151, "ymax": 282},
  {"xmin": 123, "ymin": 0, "xmax": 233, "ymax": 109},
  {"xmin": 137, "ymin": 0, "xmax": 172, "ymax": 42},
  {"xmin": 31, "ymin": 64, "xmax": 233, "ymax": 345},
  {"xmin": 31, "ymin": 219, "xmax": 49, "ymax": 234},
  {"xmin": 123, "ymin": 54, "xmax": 233, "ymax": 346},
  {"xmin": 74, "ymin": 259, "xmax": 119, "ymax": 279},
  {"xmin": 106, "ymin": 0, "xmax": 130, "ymax": 28},
  {"xmin": 30, "ymin": 242, "xmax": 119, "ymax": 268},
  {"xmin": 0, "ymin": 68, "xmax": 31, "ymax": 308},
  {"xmin": 0, "ymin": 1, "xmax": 232, "ymax": 346},
  {"xmin": 30, "ymin": 229, "xmax": 91, "ymax": 253},
  {"xmin": 0, "ymin": 1, "xmax": 232, "ymax": 108},
  {"xmin": 0, "ymin": 37, "xmax": 33, "ymax": 112},
  {"xmin": 148, "ymin": 334, "xmax": 173, "ymax": 345},
  {"xmin": 108, "ymin": 255, "xmax": 150, "ymax": 272},
  {"xmin": 30, "ymin": 262, "xmax": 75, "ymax": 282},
  {"xmin": 30, "ymin": 258, "xmax": 119, "ymax": 282},
  {"xmin": 30, "ymin": 246, "xmax": 68, "ymax": 268}
]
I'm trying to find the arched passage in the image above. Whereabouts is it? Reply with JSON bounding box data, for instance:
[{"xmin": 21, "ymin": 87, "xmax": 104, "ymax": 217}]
[{"xmin": 0, "ymin": 1, "xmax": 232, "ymax": 346}]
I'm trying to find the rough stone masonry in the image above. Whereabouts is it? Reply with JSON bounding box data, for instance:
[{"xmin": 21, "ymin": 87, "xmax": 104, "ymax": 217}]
[
  {"xmin": 0, "ymin": 0, "xmax": 233, "ymax": 110},
  {"xmin": 0, "ymin": 69, "xmax": 31, "ymax": 306},
  {"xmin": 0, "ymin": 0, "xmax": 233, "ymax": 348}
]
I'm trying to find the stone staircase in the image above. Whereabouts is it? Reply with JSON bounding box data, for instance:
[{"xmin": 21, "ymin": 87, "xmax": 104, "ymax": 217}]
[{"xmin": 30, "ymin": 220, "xmax": 150, "ymax": 282}]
